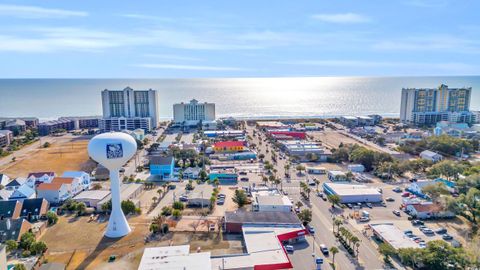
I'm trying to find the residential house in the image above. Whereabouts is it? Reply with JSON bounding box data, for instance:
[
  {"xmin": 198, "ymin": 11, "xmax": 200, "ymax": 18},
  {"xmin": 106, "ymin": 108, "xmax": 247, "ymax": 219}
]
[
  {"xmin": 407, "ymin": 180, "xmax": 435, "ymax": 197},
  {"xmin": 72, "ymin": 190, "xmax": 111, "ymax": 209},
  {"xmin": 51, "ymin": 177, "xmax": 83, "ymax": 197},
  {"xmin": 186, "ymin": 185, "xmax": 214, "ymax": 208},
  {"xmin": 26, "ymin": 172, "xmax": 55, "ymax": 188},
  {"xmin": 9, "ymin": 184, "xmax": 36, "ymax": 200},
  {"xmin": 62, "ymin": 171, "xmax": 91, "ymax": 190},
  {"xmin": 19, "ymin": 198, "xmax": 49, "ymax": 222},
  {"xmin": 93, "ymin": 165, "xmax": 109, "ymax": 180},
  {"xmin": 213, "ymin": 141, "xmax": 246, "ymax": 152},
  {"xmin": 406, "ymin": 203, "xmax": 455, "ymax": 219},
  {"xmin": 150, "ymin": 156, "xmax": 175, "ymax": 180},
  {"xmin": 0, "ymin": 200, "xmax": 22, "ymax": 220},
  {"xmin": 420, "ymin": 150, "xmax": 443, "ymax": 163},
  {"xmin": 0, "ymin": 218, "xmax": 32, "ymax": 242},
  {"xmin": 183, "ymin": 167, "xmax": 202, "ymax": 179},
  {"xmin": 0, "ymin": 174, "xmax": 10, "ymax": 187},
  {"xmin": 37, "ymin": 182, "xmax": 70, "ymax": 204},
  {"xmin": 5, "ymin": 178, "xmax": 27, "ymax": 190},
  {"xmin": 0, "ymin": 190, "xmax": 13, "ymax": 201},
  {"xmin": 348, "ymin": 164, "xmax": 365, "ymax": 173}
]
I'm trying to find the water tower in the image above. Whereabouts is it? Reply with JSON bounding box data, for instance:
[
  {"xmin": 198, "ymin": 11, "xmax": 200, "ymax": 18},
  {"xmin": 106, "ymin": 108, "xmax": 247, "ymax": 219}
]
[{"xmin": 88, "ymin": 132, "xmax": 137, "ymax": 238}]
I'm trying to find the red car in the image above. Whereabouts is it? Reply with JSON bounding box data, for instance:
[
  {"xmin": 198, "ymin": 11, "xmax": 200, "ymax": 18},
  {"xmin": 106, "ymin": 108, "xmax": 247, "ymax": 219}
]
[{"xmin": 401, "ymin": 192, "xmax": 410, "ymax": 197}]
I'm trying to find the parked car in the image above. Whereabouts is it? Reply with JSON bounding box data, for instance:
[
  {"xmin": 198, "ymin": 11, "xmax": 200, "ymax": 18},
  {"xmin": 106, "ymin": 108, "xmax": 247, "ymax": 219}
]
[
  {"xmin": 419, "ymin": 243, "xmax": 427, "ymax": 248},
  {"xmin": 179, "ymin": 196, "xmax": 188, "ymax": 202},
  {"xmin": 366, "ymin": 203, "xmax": 373, "ymax": 209},
  {"xmin": 285, "ymin": 245, "xmax": 294, "ymax": 253},
  {"xmin": 320, "ymin": 244, "xmax": 329, "ymax": 255},
  {"xmin": 239, "ymin": 171, "xmax": 247, "ymax": 175},
  {"xmin": 381, "ymin": 201, "xmax": 387, "ymax": 207},
  {"xmin": 423, "ymin": 229, "xmax": 434, "ymax": 235},
  {"xmin": 401, "ymin": 192, "xmax": 410, "ymax": 197},
  {"xmin": 217, "ymin": 199, "xmax": 225, "ymax": 205},
  {"xmin": 392, "ymin": 210, "xmax": 401, "ymax": 216},
  {"xmin": 347, "ymin": 203, "xmax": 353, "ymax": 209},
  {"xmin": 442, "ymin": 234, "xmax": 453, "ymax": 240},
  {"xmin": 392, "ymin": 187, "xmax": 402, "ymax": 193},
  {"xmin": 308, "ymin": 226, "xmax": 315, "ymax": 234},
  {"xmin": 240, "ymin": 177, "xmax": 249, "ymax": 181},
  {"xmin": 217, "ymin": 194, "xmax": 226, "ymax": 199},
  {"xmin": 359, "ymin": 217, "xmax": 370, "ymax": 222},
  {"xmin": 404, "ymin": 230, "xmax": 413, "ymax": 235},
  {"xmin": 386, "ymin": 197, "xmax": 395, "ymax": 202},
  {"xmin": 412, "ymin": 220, "xmax": 424, "ymax": 226},
  {"xmin": 317, "ymin": 192, "xmax": 324, "ymax": 198},
  {"xmin": 435, "ymin": 228, "xmax": 447, "ymax": 234}
]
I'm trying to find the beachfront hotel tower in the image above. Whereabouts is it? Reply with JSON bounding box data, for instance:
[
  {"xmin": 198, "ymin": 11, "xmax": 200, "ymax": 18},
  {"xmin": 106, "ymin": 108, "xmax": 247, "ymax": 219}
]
[
  {"xmin": 400, "ymin": 84, "xmax": 475, "ymax": 125},
  {"xmin": 100, "ymin": 87, "xmax": 159, "ymax": 132},
  {"xmin": 173, "ymin": 99, "xmax": 215, "ymax": 126}
]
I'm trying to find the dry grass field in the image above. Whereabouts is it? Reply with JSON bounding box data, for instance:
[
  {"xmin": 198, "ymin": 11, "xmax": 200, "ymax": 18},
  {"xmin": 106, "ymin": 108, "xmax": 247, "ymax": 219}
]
[{"xmin": 0, "ymin": 136, "xmax": 95, "ymax": 178}]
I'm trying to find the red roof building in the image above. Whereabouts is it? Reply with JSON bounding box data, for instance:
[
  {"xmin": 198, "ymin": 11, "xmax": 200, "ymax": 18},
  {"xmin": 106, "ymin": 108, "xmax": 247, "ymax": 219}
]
[
  {"xmin": 269, "ymin": 131, "xmax": 306, "ymax": 140},
  {"xmin": 213, "ymin": 141, "xmax": 246, "ymax": 152}
]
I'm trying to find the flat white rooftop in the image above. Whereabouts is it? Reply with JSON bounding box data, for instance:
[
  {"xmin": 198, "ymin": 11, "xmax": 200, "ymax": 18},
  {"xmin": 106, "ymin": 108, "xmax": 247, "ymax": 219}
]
[
  {"xmin": 138, "ymin": 245, "xmax": 211, "ymax": 270},
  {"xmin": 370, "ymin": 223, "xmax": 419, "ymax": 250},
  {"xmin": 211, "ymin": 225, "xmax": 304, "ymax": 270},
  {"xmin": 324, "ymin": 183, "xmax": 381, "ymax": 196}
]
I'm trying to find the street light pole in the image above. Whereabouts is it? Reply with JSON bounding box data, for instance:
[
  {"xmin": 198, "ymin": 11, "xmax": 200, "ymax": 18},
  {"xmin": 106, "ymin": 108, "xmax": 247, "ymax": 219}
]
[{"xmin": 312, "ymin": 234, "xmax": 316, "ymax": 256}]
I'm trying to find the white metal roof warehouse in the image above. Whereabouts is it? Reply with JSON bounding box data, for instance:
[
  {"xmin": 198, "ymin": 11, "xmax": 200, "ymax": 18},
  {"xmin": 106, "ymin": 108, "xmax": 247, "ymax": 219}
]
[
  {"xmin": 370, "ymin": 223, "xmax": 419, "ymax": 250},
  {"xmin": 323, "ymin": 182, "xmax": 382, "ymax": 203}
]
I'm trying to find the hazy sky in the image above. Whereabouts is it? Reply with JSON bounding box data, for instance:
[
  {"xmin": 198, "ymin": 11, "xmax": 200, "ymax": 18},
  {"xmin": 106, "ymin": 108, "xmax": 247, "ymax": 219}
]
[{"xmin": 1, "ymin": 0, "xmax": 479, "ymax": 78}]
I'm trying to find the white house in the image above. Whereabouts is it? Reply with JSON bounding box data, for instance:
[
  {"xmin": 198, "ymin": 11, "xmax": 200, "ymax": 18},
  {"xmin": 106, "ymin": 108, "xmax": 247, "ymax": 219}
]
[
  {"xmin": 0, "ymin": 189, "xmax": 14, "ymax": 200},
  {"xmin": 26, "ymin": 172, "xmax": 55, "ymax": 188},
  {"xmin": 407, "ymin": 180, "xmax": 435, "ymax": 196},
  {"xmin": 406, "ymin": 203, "xmax": 455, "ymax": 219},
  {"xmin": 251, "ymin": 188, "xmax": 293, "ymax": 212},
  {"xmin": 5, "ymin": 178, "xmax": 27, "ymax": 191},
  {"xmin": 51, "ymin": 177, "xmax": 83, "ymax": 197},
  {"xmin": 420, "ymin": 150, "xmax": 443, "ymax": 163},
  {"xmin": 306, "ymin": 166, "xmax": 326, "ymax": 174},
  {"xmin": 62, "ymin": 171, "xmax": 91, "ymax": 190},
  {"xmin": 183, "ymin": 167, "xmax": 202, "ymax": 179},
  {"xmin": 0, "ymin": 174, "xmax": 10, "ymax": 187},
  {"xmin": 9, "ymin": 184, "xmax": 36, "ymax": 200},
  {"xmin": 36, "ymin": 182, "xmax": 70, "ymax": 204}
]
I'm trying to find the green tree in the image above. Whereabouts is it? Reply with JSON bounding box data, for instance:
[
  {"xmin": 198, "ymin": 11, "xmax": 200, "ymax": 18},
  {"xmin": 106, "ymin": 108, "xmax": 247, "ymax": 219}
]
[
  {"xmin": 296, "ymin": 165, "xmax": 306, "ymax": 174},
  {"xmin": 349, "ymin": 147, "xmax": 375, "ymax": 171},
  {"xmin": 297, "ymin": 209, "xmax": 312, "ymax": 225},
  {"xmin": 19, "ymin": 232, "xmax": 35, "ymax": 250},
  {"xmin": 121, "ymin": 200, "xmax": 138, "ymax": 215},
  {"xmin": 397, "ymin": 247, "xmax": 418, "ymax": 268},
  {"xmin": 46, "ymin": 211, "xmax": 58, "ymax": 225},
  {"xmin": 459, "ymin": 188, "xmax": 480, "ymax": 223},
  {"xmin": 327, "ymin": 194, "xmax": 341, "ymax": 207},
  {"xmin": 378, "ymin": 243, "xmax": 396, "ymax": 264},
  {"xmin": 232, "ymin": 190, "xmax": 248, "ymax": 208},
  {"xmin": 5, "ymin": 239, "xmax": 18, "ymax": 252},
  {"xmin": 30, "ymin": 241, "xmax": 47, "ymax": 255},
  {"xmin": 330, "ymin": 246, "xmax": 339, "ymax": 269},
  {"xmin": 75, "ymin": 202, "xmax": 86, "ymax": 215},
  {"xmin": 421, "ymin": 182, "xmax": 450, "ymax": 202}
]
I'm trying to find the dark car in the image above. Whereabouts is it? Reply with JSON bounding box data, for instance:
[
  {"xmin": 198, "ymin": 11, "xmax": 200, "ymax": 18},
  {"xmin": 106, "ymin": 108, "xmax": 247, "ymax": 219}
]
[
  {"xmin": 442, "ymin": 234, "xmax": 453, "ymax": 240},
  {"xmin": 435, "ymin": 228, "xmax": 447, "ymax": 234},
  {"xmin": 412, "ymin": 220, "xmax": 424, "ymax": 226},
  {"xmin": 240, "ymin": 177, "xmax": 249, "ymax": 181}
]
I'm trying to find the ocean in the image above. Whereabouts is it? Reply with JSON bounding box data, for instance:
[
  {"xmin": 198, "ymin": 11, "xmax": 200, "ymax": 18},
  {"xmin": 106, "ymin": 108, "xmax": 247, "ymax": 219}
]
[{"xmin": 0, "ymin": 76, "xmax": 479, "ymax": 121}]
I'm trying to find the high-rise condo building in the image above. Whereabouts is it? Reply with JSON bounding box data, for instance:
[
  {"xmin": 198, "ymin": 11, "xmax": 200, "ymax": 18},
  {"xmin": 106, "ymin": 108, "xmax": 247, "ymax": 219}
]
[
  {"xmin": 100, "ymin": 87, "xmax": 159, "ymax": 132},
  {"xmin": 173, "ymin": 99, "xmax": 215, "ymax": 126},
  {"xmin": 400, "ymin": 84, "xmax": 475, "ymax": 125}
]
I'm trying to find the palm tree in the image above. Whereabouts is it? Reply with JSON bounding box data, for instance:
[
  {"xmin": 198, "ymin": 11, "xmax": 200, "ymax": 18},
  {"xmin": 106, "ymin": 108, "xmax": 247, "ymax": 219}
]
[
  {"xmin": 330, "ymin": 246, "xmax": 339, "ymax": 269},
  {"xmin": 152, "ymin": 196, "xmax": 158, "ymax": 204},
  {"xmin": 262, "ymin": 175, "xmax": 268, "ymax": 186},
  {"xmin": 213, "ymin": 178, "xmax": 220, "ymax": 188},
  {"xmin": 314, "ymin": 179, "xmax": 320, "ymax": 192},
  {"xmin": 350, "ymin": 235, "xmax": 360, "ymax": 253},
  {"xmin": 305, "ymin": 187, "xmax": 311, "ymax": 200},
  {"xmin": 157, "ymin": 189, "xmax": 163, "ymax": 198},
  {"xmin": 333, "ymin": 218, "xmax": 343, "ymax": 234}
]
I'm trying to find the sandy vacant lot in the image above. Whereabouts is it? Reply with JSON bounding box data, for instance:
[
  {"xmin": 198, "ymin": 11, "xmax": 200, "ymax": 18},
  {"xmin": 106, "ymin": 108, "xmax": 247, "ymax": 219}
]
[
  {"xmin": 0, "ymin": 136, "xmax": 95, "ymax": 178},
  {"xmin": 42, "ymin": 214, "xmax": 242, "ymax": 270},
  {"xmin": 309, "ymin": 130, "xmax": 378, "ymax": 151}
]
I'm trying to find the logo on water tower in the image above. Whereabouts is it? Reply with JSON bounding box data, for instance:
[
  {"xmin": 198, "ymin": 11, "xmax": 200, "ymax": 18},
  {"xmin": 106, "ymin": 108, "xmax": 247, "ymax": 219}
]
[{"xmin": 106, "ymin": 143, "xmax": 123, "ymax": 159}]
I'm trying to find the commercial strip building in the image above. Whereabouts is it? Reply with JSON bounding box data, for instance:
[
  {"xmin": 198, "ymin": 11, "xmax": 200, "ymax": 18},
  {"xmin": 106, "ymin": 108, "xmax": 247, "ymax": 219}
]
[
  {"xmin": 306, "ymin": 166, "xmax": 326, "ymax": 174},
  {"xmin": 212, "ymin": 141, "xmax": 246, "ymax": 152},
  {"xmin": 100, "ymin": 87, "xmax": 159, "ymax": 132},
  {"xmin": 173, "ymin": 99, "xmax": 216, "ymax": 126},
  {"xmin": 257, "ymin": 121, "xmax": 290, "ymax": 130},
  {"xmin": 268, "ymin": 131, "xmax": 306, "ymax": 140},
  {"xmin": 400, "ymin": 84, "xmax": 476, "ymax": 125},
  {"xmin": 209, "ymin": 169, "xmax": 238, "ymax": 185},
  {"xmin": 370, "ymin": 223, "xmax": 419, "ymax": 250},
  {"xmin": 224, "ymin": 211, "xmax": 302, "ymax": 233},
  {"xmin": 203, "ymin": 130, "xmax": 244, "ymax": 138},
  {"xmin": 327, "ymin": 170, "xmax": 348, "ymax": 182},
  {"xmin": 72, "ymin": 190, "xmax": 111, "ymax": 209},
  {"xmin": 323, "ymin": 182, "xmax": 382, "ymax": 203},
  {"xmin": 209, "ymin": 151, "xmax": 257, "ymax": 161},
  {"xmin": 251, "ymin": 188, "xmax": 292, "ymax": 212},
  {"xmin": 279, "ymin": 140, "xmax": 331, "ymax": 161},
  {"xmin": 138, "ymin": 245, "xmax": 211, "ymax": 270}
]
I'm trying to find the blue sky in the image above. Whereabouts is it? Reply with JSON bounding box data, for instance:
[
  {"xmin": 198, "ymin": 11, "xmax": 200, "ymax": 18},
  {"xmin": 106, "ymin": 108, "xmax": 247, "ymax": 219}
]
[{"xmin": 1, "ymin": 0, "xmax": 479, "ymax": 78}]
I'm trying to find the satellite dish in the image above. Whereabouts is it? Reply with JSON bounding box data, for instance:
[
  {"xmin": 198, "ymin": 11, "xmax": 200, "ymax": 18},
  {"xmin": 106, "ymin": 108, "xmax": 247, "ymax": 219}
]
[{"xmin": 88, "ymin": 132, "xmax": 137, "ymax": 238}]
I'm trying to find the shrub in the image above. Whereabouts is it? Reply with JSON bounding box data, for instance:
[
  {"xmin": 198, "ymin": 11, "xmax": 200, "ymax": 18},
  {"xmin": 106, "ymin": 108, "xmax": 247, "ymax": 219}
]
[
  {"xmin": 172, "ymin": 201, "xmax": 185, "ymax": 210},
  {"xmin": 30, "ymin": 241, "xmax": 48, "ymax": 255},
  {"xmin": 161, "ymin": 206, "xmax": 172, "ymax": 216},
  {"xmin": 21, "ymin": 250, "xmax": 31, "ymax": 258},
  {"xmin": 172, "ymin": 209, "xmax": 182, "ymax": 219},
  {"xmin": 19, "ymin": 232, "xmax": 35, "ymax": 250},
  {"xmin": 121, "ymin": 200, "xmax": 137, "ymax": 215}
]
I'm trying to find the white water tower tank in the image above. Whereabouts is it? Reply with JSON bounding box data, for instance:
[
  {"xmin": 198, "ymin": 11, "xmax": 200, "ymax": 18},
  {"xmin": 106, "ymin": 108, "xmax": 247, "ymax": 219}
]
[{"xmin": 88, "ymin": 132, "xmax": 137, "ymax": 238}]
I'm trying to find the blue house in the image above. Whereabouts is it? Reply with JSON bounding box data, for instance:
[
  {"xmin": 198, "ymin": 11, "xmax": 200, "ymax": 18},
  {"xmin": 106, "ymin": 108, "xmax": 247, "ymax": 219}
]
[{"xmin": 150, "ymin": 156, "xmax": 175, "ymax": 180}]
